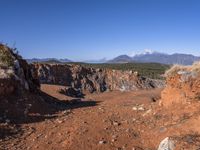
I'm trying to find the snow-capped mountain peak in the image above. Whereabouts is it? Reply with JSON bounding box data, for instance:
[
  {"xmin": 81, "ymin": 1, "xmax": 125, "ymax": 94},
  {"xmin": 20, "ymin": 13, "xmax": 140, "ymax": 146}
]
[{"xmin": 130, "ymin": 49, "xmax": 156, "ymax": 57}]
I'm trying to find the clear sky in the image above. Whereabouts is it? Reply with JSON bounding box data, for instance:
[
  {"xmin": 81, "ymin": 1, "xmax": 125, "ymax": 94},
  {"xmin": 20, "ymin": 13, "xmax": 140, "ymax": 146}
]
[{"xmin": 0, "ymin": 0, "xmax": 200, "ymax": 61}]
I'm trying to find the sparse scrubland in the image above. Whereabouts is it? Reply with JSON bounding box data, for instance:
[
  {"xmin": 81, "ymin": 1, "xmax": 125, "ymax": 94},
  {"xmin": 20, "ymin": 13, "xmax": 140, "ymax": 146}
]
[
  {"xmin": 37, "ymin": 60, "xmax": 169, "ymax": 79},
  {"xmin": 63, "ymin": 62, "xmax": 169, "ymax": 79}
]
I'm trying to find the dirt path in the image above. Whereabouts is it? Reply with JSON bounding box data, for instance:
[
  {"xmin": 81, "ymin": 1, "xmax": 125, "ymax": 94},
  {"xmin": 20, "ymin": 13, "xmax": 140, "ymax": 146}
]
[{"xmin": 0, "ymin": 85, "xmax": 166, "ymax": 150}]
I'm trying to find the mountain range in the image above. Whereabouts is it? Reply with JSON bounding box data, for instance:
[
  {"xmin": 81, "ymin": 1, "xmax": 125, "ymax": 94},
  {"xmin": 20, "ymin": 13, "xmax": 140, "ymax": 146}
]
[
  {"xmin": 26, "ymin": 58, "xmax": 72, "ymax": 63},
  {"xmin": 108, "ymin": 52, "xmax": 200, "ymax": 65},
  {"xmin": 27, "ymin": 52, "xmax": 200, "ymax": 65}
]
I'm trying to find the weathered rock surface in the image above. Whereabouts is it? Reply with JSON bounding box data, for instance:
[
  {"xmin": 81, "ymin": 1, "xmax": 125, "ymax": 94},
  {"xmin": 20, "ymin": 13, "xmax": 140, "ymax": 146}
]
[
  {"xmin": 157, "ymin": 137, "xmax": 175, "ymax": 150},
  {"xmin": 0, "ymin": 44, "xmax": 39, "ymax": 96},
  {"xmin": 33, "ymin": 64, "xmax": 165, "ymax": 94},
  {"xmin": 160, "ymin": 63, "xmax": 200, "ymax": 107},
  {"xmin": 0, "ymin": 44, "xmax": 42, "ymax": 121},
  {"xmin": 59, "ymin": 87, "xmax": 84, "ymax": 98}
]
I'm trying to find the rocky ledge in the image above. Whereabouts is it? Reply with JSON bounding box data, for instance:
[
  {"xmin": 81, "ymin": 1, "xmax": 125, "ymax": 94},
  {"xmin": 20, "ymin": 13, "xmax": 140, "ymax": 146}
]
[{"xmin": 33, "ymin": 63, "xmax": 165, "ymax": 94}]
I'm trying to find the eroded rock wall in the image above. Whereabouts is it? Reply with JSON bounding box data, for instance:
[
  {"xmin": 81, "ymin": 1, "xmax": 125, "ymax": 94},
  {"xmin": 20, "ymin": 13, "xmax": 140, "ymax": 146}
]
[
  {"xmin": 160, "ymin": 63, "xmax": 200, "ymax": 107},
  {"xmin": 33, "ymin": 63, "xmax": 165, "ymax": 93},
  {"xmin": 0, "ymin": 44, "xmax": 40, "ymax": 96}
]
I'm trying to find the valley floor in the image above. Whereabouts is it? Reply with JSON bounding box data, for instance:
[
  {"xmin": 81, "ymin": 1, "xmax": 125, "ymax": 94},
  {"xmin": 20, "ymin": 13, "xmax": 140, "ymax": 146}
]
[{"xmin": 1, "ymin": 84, "xmax": 200, "ymax": 150}]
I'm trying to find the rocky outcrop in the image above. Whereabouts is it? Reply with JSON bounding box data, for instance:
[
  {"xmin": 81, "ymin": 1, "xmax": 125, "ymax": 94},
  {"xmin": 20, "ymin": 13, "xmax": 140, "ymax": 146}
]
[
  {"xmin": 33, "ymin": 63, "xmax": 165, "ymax": 94},
  {"xmin": 105, "ymin": 69, "xmax": 164, "ymax": 91},
  {"xmin": 0, "ymin": 44, "xmax": 39, "ymax": 96},
  {"xmin": 0, "ymin": 44, "xmax": 41, "ymax": 121},
  {"xmin": 160, "ymin": 62, "xmax": 200, "ymax": 107}
]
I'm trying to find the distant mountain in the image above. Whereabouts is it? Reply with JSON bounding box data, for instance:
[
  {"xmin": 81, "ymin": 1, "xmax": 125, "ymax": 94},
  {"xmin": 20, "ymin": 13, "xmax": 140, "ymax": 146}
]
[
  {"xmin": 108, "ymin": 55, "xmax": 133, "ymax": 63},
  {"xmin": 59, "ymin": 58, "xmax": 72, "ymax": 63},
  {"xmin": 108, "ymin": 52, "xmax": 200, "ymax": 65},
  {"xmin": 84, "ymin": 58, "xmax": 107, "ymax": 63},
  {"xmin": 27, "ymin": 58, "xmax": 72, "ymax": 63}
]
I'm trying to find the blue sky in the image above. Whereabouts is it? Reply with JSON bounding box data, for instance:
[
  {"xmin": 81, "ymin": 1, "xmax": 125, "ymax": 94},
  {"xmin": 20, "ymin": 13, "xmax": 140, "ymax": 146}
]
[{"xmin": 0, "ymin": 0, "xmax": 200, "ymax": 61}]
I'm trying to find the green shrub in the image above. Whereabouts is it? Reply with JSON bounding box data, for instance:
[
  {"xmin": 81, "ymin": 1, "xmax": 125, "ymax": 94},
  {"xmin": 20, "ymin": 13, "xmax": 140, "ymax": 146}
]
[
  {"xmin": 66, "ymin": 62, "xmax": 169, "ymax": 79},
  {"xmin": 0, "ymin": 45, "xmax": 14, "ymax": 67}
]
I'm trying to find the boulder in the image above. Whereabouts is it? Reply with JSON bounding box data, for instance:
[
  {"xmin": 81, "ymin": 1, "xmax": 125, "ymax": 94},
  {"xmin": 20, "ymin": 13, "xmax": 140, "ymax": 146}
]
[
  {"xmin": 157, "ymin": 137, "xmax": 175, "ymax": 150},
  {"xmin": 59, "ymin": 87, "xmax": 84, "ymax": 98}
]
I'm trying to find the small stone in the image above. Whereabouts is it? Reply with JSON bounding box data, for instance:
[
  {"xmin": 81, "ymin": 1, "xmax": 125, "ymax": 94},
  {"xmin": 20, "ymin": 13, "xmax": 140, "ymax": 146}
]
[
  {"xmin": 142, "ymin": 109, "xmax": 152, "ymax": 116},
  {"xmin": 62, "ymin": 110, "xmax": 71, "ymax": 114},
  {"xmin": 113, "ymin": 121, "xmax": 120, "ymax": 126},
  {"xmin": 11, "ymin": 143, "xmax": 15, "ymax": 146},
  {"xmin": 123, "ymin": 120, "xmax": 128, "ymax": 124},
  {"xmin": 132, "ymin": 106, "xmax": 145, "ymax": 111},
  {"xmin": 122, "ymin": 144, "xmax": 127, "ymax": 149},
  {"xmin": 82, "ymin": 129, "xmax": 88, "ymax": 133},
  {"xmin": 159, "ymin": 127, "xmax": 167, "ymax": 133},
  {"xmin": 112, "ymin": 135, "xmax": 118, "ymax": 139},
  {"xmin": 185, "ymin": 135, "xmax": 193, "ymax": 143},
  {"xmin": 138, "ymin": 106, "xmax": 145, "ymax": 111},
  {"xmin": 58, "ymin": 133, "xmax": 63, "ymax": 136},
  {"xmin": 36, "ymin": 134, "xmax": 43, "ymax": 138},
  {"xmin": 66, "ymin": 131, "xmax": 70, "ymax": 134},
  {"xmin": 35, "ymin": 146, "xmax": 39, "ymax": 149},
  {"xmin": 57, "ymin": 120, "xmax": 63, "ymax": 124},
  {"xmin": 125, "ymin": 129, "xmax": 130, "ymax": 133},
  {"xmin": 132, "ymin": 107, "xmax": 138, "ymax": 111},
  {"xmin": 47, "ymin": 141, "xmax": 52, "ymax": 144},
  {"xmin": 112, "ymin": 138, "xmax": 117, "ymax": 142},
  {"xmin": 104, "ymin": 127, "xmax": 109, "ymax": 130},
  {"xmin": 99, "ymin": 140, "xmax": 106, "ymax": 144}
]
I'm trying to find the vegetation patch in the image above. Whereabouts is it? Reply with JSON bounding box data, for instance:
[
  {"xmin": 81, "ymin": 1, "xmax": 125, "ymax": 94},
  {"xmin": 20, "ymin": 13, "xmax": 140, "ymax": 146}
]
[
  {"xmin": 0, "ymin": 44, "xmax": 15, "ymax": 67},
  {"xmin": 67, "ymin": 62, "xmax": 170, "ymax": 79}
]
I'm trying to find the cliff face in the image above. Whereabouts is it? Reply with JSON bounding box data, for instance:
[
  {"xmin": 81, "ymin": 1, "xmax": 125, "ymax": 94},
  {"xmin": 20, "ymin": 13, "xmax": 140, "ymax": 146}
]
[
  {"xmin": 160, "ymin": 63, "xmax": 200, "ymax": 107},
  {"xmin": 0, "ymin": 44, "xmax": 39, "ymax": 96},
  {"xmin": 0, "ymin": 44, "xmax": 41, "ymax": 121},
  {"xmin": 33, "ymin": 63, "xmax": 165, "ymax": 94}
]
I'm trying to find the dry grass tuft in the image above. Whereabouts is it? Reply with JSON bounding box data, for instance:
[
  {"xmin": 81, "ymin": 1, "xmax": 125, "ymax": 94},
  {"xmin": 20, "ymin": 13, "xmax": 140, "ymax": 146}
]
[
  {"xmin": 191, "ymin": 61, "xmax": 200, "ymax": 73},
  {"xmin": 165, "ymin": 64, "xmax": 187, "ymax": 77},
  {"xmin": 165, "ymin": 61, "xmax": 200, "ymax": 78}
]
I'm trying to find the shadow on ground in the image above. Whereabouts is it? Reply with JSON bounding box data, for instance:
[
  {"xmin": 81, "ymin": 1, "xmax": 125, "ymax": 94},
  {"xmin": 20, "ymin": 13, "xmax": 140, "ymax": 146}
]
[
  {"xmin": 0, "ymin": 90, "xmax": 100, "ymax": 141},
  {"xmin": 0, "ymin": 125, "xmax": 21, "ymax": 139},
  {"xmin": 20, "ymin": 90, "xmax": 100, "ymax": 124}
]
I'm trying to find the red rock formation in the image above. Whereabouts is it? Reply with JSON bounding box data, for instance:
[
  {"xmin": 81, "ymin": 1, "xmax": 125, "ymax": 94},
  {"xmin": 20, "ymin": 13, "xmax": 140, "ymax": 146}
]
[{"xmin": 160, "ymin": 63, "xmax": 200, "ymax": 107}]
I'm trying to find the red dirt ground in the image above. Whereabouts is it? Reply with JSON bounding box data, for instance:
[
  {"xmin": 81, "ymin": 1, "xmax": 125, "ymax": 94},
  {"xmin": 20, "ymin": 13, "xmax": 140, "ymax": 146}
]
[{"xmin": 1, "ymin": 84, "xmax": 200, "ymax": 150}]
